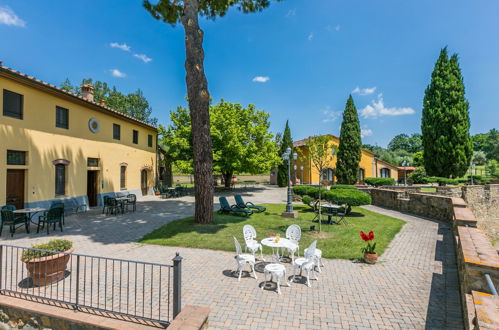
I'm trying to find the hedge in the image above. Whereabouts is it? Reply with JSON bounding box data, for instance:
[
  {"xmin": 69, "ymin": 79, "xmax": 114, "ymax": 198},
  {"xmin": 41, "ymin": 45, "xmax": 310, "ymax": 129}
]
[
  {"xmin": 426, "ymin": 177, "xmax": 459, "ymax": 185},
  {"xmin": 293, "ymin": 185, "xmax": 358, "ymax": 198},
  {"xmin": 364, "ymin": 178, "xmax": 395, "ymax": 187},
  {"xmin": 293, "ymin": 186, "xmax": 370, "ymax": 206},
  {"xmin": 301, "ymin": 195, "xmax": 313, "ymax": 206},
  {"xmin": 322, "ymin": 189, "xmax": 371, "ymax": 206}
]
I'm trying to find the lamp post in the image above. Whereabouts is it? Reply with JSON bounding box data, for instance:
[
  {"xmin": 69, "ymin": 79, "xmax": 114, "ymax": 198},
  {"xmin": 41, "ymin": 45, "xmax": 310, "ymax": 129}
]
[
  {"xmin": 300, "ymin": 165, "xmax": 304, "ymax": 184},
  {"xmin": 401, "ymin": 160, "xmax": 409, "ymax": 186},
  {"xmin": 293, "ymin": 164, "xmax": 297, "ymax": 185},
  {"xmin": 282, "ymin": 147, "xmax": 297, "ymax": 216}
]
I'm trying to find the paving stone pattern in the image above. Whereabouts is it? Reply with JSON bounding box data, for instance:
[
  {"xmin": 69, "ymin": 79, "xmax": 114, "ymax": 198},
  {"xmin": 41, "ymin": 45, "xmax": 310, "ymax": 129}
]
[{"xmin": 0, "ymin": 186, "xmax": 463, "ymax": 329}]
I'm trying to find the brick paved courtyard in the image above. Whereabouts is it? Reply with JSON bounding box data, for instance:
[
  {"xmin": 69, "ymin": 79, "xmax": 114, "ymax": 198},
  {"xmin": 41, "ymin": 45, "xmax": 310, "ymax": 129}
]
[{"xmin": 0, "ymin": 186, "xmax": 463, "ymax": 329}]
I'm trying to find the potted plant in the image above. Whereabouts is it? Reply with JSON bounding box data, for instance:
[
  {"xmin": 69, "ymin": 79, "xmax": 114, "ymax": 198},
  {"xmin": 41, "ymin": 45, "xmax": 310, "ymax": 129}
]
[
  {"xmin": 22, "ymin": 239, "xmax": 73, "ymax": 286},
  {"xmin": 360, "ymin": 231, "xmax": 377, "ymax": 264}
]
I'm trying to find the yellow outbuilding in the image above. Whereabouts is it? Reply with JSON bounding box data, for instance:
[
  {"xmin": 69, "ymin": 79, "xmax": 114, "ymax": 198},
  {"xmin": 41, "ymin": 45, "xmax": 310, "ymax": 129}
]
[
  {"xmin": 1, "ymin": 64, "xmax": 158, "ymax": 210},
  {"xmin": 280, "ymin": 135, "xmax": 399, "ymax": 185}
]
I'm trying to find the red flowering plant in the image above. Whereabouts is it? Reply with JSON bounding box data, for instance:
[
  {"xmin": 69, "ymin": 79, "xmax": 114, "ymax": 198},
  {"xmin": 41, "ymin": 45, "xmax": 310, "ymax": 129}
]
[{"xmin": 360, "ymin": 231, "xmax": 376, "ymax": 254}]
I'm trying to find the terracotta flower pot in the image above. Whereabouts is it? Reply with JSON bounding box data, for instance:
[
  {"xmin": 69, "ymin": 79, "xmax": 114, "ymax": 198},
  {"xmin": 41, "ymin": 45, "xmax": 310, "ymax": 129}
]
[
  {"xmin": 363, "ymin": 252, "xmax": 378, "ymax": 264},
  {"xmin": 24, "ymin": 249, "xmax": 73, "ymax": 286}
]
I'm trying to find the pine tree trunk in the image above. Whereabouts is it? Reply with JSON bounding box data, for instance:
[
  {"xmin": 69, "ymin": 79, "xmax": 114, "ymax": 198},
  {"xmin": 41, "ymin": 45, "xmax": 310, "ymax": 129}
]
[
  {"xmin": 181, "ymin": 0, "xmax": 213, "ymax": 224},
  {"xmin": 223, "ymin": 171, "xmax": 233, "ymax": 188}
]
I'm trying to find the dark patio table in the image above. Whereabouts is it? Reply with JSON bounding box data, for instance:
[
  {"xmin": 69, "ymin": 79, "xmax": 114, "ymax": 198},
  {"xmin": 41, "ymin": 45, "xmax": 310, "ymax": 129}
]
[{"xmin": 13, "ymin": 207, "xmax": 47, "ymax": 232}]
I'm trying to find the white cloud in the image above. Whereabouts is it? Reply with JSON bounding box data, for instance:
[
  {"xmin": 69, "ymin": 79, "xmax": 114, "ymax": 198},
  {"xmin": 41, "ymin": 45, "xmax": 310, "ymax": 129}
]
[
  {"xmin": 360, "ymin": 94, "xmax": 415, "ymax": 118},
  {"xmin": 110, "ymin": 42, "xmax": 131, "ymax": 52},
  {"xmin": 286, "ymin": 9, "xmax": 296, "ymax": 17},
  {"xmin": 110, "ymin": 69, "xmax": 126, "ymax": 78},
  {"xmin": 321, "ymin": 106, "xmax": 341, "ymax": 123},
  {"xmin": 252, "ymin": 76, "xmax": 270, "ymax": 83},
  {"xmin": 134, "ymin": 53, "xmax": 152, "ymax": 63},
  {"xmin": 335, "ymin": 25, "xmax": 341, "ymax": 31},
  {"xmin": 0, "ymin": 6, "xmax": 26, "ymax": 27},
  {"xmin": 361, "ymin": 128, "xmax": 373, "ymax": 138},
  {"xmin": 352, "ymin": 86, "xmax": 376, "ymax": 96},
  {"xmin": 307, "ymin": 32, "xmax": 314, "ymax": 41}
]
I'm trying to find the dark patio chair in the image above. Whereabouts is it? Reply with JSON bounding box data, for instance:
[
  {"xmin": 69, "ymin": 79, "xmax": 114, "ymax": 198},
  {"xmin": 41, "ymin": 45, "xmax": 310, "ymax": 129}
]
[
  {"xmin": 335, "ymin": 204, "xmax": 351, "ymax": 225},
  {"xmin": 37, "ymin": 207, "xmax": 63, "ymax": 234},
  {"xmin": 218, "ymin": 197, "xmax": 253, "ymax": 216},
  {"xmin": 234, "ymin": 195, "xmax": 266, "ymax": 213},
  {"xmin": 50, "ymin": 202, "xmax": 65, "ymax": 224},
  {"xmin": 125, "ymin": 194, "xmax": 137, "ymax": 212},
  {"xmin": 1, "ymin": 208, "xmax": 28, "ymax": 237},
  {"xmin": 102, "ymin": 196, "xmax": 110, "ymax": 214}
]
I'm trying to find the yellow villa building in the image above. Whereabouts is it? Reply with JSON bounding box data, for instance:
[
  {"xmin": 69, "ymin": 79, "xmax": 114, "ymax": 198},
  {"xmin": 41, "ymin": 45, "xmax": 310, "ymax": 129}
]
[
  {"xmin": 1, "ymin": 64, "xmax": 158, "ymax": 210},
  {"xmin": 281, "ymin": 135, "xmax": 399, "ymax": 185}
]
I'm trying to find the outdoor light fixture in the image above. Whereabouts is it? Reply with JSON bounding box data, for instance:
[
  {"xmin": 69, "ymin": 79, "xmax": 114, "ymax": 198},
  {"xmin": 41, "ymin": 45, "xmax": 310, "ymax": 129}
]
[{"xmin": 282, "ymin": 147, "xmax": 297, "ymax": 216}]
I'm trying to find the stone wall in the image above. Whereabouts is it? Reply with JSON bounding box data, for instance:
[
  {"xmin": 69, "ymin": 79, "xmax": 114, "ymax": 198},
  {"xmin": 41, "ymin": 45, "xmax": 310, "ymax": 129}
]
[
  {"xmin": 462, "ymin": 185, "xmax": 499, "ymax": 242},
  {"xmin": 374, "ymin": 184, "xmax": 499, "ymax": 243},
  {"xmin": 370, "ymin": 189, "xmax": 455, "ymax": 222}
]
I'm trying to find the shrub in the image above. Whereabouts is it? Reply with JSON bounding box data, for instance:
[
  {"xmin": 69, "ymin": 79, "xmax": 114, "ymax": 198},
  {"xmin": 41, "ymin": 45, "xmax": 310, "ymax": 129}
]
[
  {"xmin": 322, "ymin": 189, "xmax": 371, "ymax": 206},
  {"xmin": 22, "ymin": 239, "xmax": 73, "ymax": 261},
  {"xmin": 426, "ymin": 177, "xmax": 459, "ymax": 185},
  {"xmin": 409, "ymin": 167, "xmax": 429, "ymax": 184},
  {"xmin": 364, "ymin": 178, "xmax": 395, "ymax": 187},
  {"xmin": 301, "ymin": 195, "xmax": 313, "ymax": 206},
  {"xmin": 329, "ymin": 184, "xmax": 358, "ymax": 190},
  {"xmin": 293, "ymin": 185, "xmax": 358, "ymax": 198}
]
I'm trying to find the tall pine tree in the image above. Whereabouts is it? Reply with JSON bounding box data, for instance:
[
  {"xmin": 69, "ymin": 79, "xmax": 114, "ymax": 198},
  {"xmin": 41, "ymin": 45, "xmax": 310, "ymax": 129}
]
[
  {"xmin": 336, "ymin": 95, "xmax": 362, "ymax": 184},
  {"xmin": 277, "ymin": 120, "xmax": 293, "ymax": 187},
  {"xmin": 421, "ymin": 48, "xmax": 472, "ymax": 178}
]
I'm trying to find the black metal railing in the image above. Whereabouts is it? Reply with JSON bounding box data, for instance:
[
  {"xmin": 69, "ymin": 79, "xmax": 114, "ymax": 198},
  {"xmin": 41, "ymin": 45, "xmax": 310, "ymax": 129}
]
[{"xmin": 0, "ymin": 244, "xmax": 182, "ymax": 327}]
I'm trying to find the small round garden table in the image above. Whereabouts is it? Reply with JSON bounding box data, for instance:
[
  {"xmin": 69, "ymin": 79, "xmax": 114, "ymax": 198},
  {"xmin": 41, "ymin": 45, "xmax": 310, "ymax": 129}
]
[{"xmin": 261, "ymin": 237, "xmax": 291, "ymax": 262}]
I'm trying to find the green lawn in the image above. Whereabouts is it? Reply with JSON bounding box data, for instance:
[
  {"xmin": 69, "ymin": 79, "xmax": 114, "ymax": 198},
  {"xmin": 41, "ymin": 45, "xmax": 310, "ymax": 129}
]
[
  {"xmin": 421, "ymin": 187, "xmax": 437, "ymax": 193},
  {"xmin": 140, "ymin": 204, "xmax": 406, "ymax": 260}
]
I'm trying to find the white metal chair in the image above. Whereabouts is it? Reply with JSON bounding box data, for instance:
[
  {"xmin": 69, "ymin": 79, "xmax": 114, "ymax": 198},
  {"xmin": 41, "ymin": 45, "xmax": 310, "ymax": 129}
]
[
  {"xmin": 262, "ymin": 263, "xmax": 290, "ymax": 295},
  {"xmin": 292, "ymin": 240, "xmax": 318, "ymax": 287},
  {"xmin": 243, "ymin": 224, "xmax": 264, "ymax": 261},
  {"xmin": 304, "ymin": 245, "xmax": 325, "ymax": 273},
  {"xmin": 233, "ymin": 236, "xmax": 258, "ymax": 281},
  {"xmin": 285, "ymin": 224, "xmax": 302, "ymax": 262}
]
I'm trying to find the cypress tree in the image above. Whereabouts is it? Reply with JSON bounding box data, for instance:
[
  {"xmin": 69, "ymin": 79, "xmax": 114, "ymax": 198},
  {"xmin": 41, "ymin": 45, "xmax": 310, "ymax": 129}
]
[
  {"xmin": 336, "ymin": 95, "xmax": 362, "ymax": 184},
  {"xmin": 421, "ymin": 48, "xmax": 472, "ymax": 178},
  {"xmin": 277, "ymin": 120, "xmax": 293, "ymax": 187}
]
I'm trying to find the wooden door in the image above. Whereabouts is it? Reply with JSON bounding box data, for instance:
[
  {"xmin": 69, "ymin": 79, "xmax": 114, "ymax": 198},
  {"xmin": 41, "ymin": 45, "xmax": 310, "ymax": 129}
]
[
  {"xmin": 87, "ymin": 171, "xmax": 98, "ymax": 207},
  {"xmin": 6, "ymin": 169, "xmax": 25, "ymax": 209},
  {"xmin": 141, "ymin": 170, "xmax": 148, "ymax": 196}
]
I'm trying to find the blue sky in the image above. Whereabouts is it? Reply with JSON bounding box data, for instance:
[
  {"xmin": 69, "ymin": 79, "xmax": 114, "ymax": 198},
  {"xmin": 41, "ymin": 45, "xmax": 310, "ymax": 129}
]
[{"xmin": 1, "ymin": 0, "xmax": 498, "ymax": 147}]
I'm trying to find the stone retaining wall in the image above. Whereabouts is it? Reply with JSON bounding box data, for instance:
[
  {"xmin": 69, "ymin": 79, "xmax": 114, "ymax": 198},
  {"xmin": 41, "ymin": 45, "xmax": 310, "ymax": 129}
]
[
  {"xmin": 369, "ymin": 188, "xmax": 499, "ymax": 329},
  {"xmin": 370, "ymin": 189, "xmax": 455, "ymax": 222}
]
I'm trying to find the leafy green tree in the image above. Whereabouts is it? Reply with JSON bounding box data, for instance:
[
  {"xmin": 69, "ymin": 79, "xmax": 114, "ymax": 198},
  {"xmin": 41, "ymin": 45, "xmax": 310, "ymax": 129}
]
[
  {"xmin": 484, "ymin": 129, "xmax": 499, "ymax": 161},
  {"xmin": 143, "ymin": 0, "xmax": 282, "ymax": 224},
  {"xmin": 161, "ymin": 100, "xmax": 279, "ymax": 187},
  {"xmin": 305, "ymin": 135, "xmax": 336, "ymax": 232},
  {"xmin": 60, "ymin": 78, "xmax": 157, "ymax": 125},
  {"xmin": 388, "ymin": 133, "xmax": 422, "ymax": 153},
  {"xmin": 421, "ymin": 48, "xmax": 472, "ymax": 178},
  {"xmin": 487, "ymin": 160, "xmax": 498, "ymax": 178},
  {"xmin": 413, "ymin": 151, "xmax": 424, "ymax": 167},
  {"xmin": 336, "ymin": 96, "xmax": 362, "ymax": 184},
  {"xmin": 472, "ymin": 151, "xmax": 487, "ymax": 166},
  {"xmin": 277, "ymin": 120, "xmax": 293, "ymax": 187},
  {"xmin": 387, "ymin": 134, "xmax": 411, "ymax": 151}
]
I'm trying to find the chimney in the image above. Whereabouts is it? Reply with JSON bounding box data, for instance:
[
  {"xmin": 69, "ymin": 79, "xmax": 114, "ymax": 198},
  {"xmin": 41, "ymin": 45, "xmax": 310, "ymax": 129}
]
[{"xmin": 80, "ymin": 84, "xmax": 95, "ymax": 102}]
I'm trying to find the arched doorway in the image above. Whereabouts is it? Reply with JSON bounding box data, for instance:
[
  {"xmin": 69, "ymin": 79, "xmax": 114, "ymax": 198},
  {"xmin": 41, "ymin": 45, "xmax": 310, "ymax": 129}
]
[{"xmin": 141, "ymin": 169, "xmax": 148, "ymax": 196}]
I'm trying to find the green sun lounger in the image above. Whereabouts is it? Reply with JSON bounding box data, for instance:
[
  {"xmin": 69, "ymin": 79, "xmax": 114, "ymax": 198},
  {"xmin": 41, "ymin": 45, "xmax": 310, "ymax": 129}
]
[
  {"xmin": 218, "ymin": 197, "xmax": 253, "ymax": 216},
  {"xmin": 234, "ymin": 195, "xmax": 266, "ymax": 213}
]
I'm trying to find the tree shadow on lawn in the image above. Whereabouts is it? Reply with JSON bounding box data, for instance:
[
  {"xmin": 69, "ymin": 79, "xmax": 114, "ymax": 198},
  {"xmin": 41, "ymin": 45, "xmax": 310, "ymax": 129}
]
[{"xmin": 140, "ymin": 212, "xmax": 248, "ymax": 242}]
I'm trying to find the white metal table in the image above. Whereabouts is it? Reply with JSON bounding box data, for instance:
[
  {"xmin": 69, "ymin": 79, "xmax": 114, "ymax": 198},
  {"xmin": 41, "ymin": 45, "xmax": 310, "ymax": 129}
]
[{"xmin": 261, "ymin": 237, "xmax": 291, "ymax": 262}]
